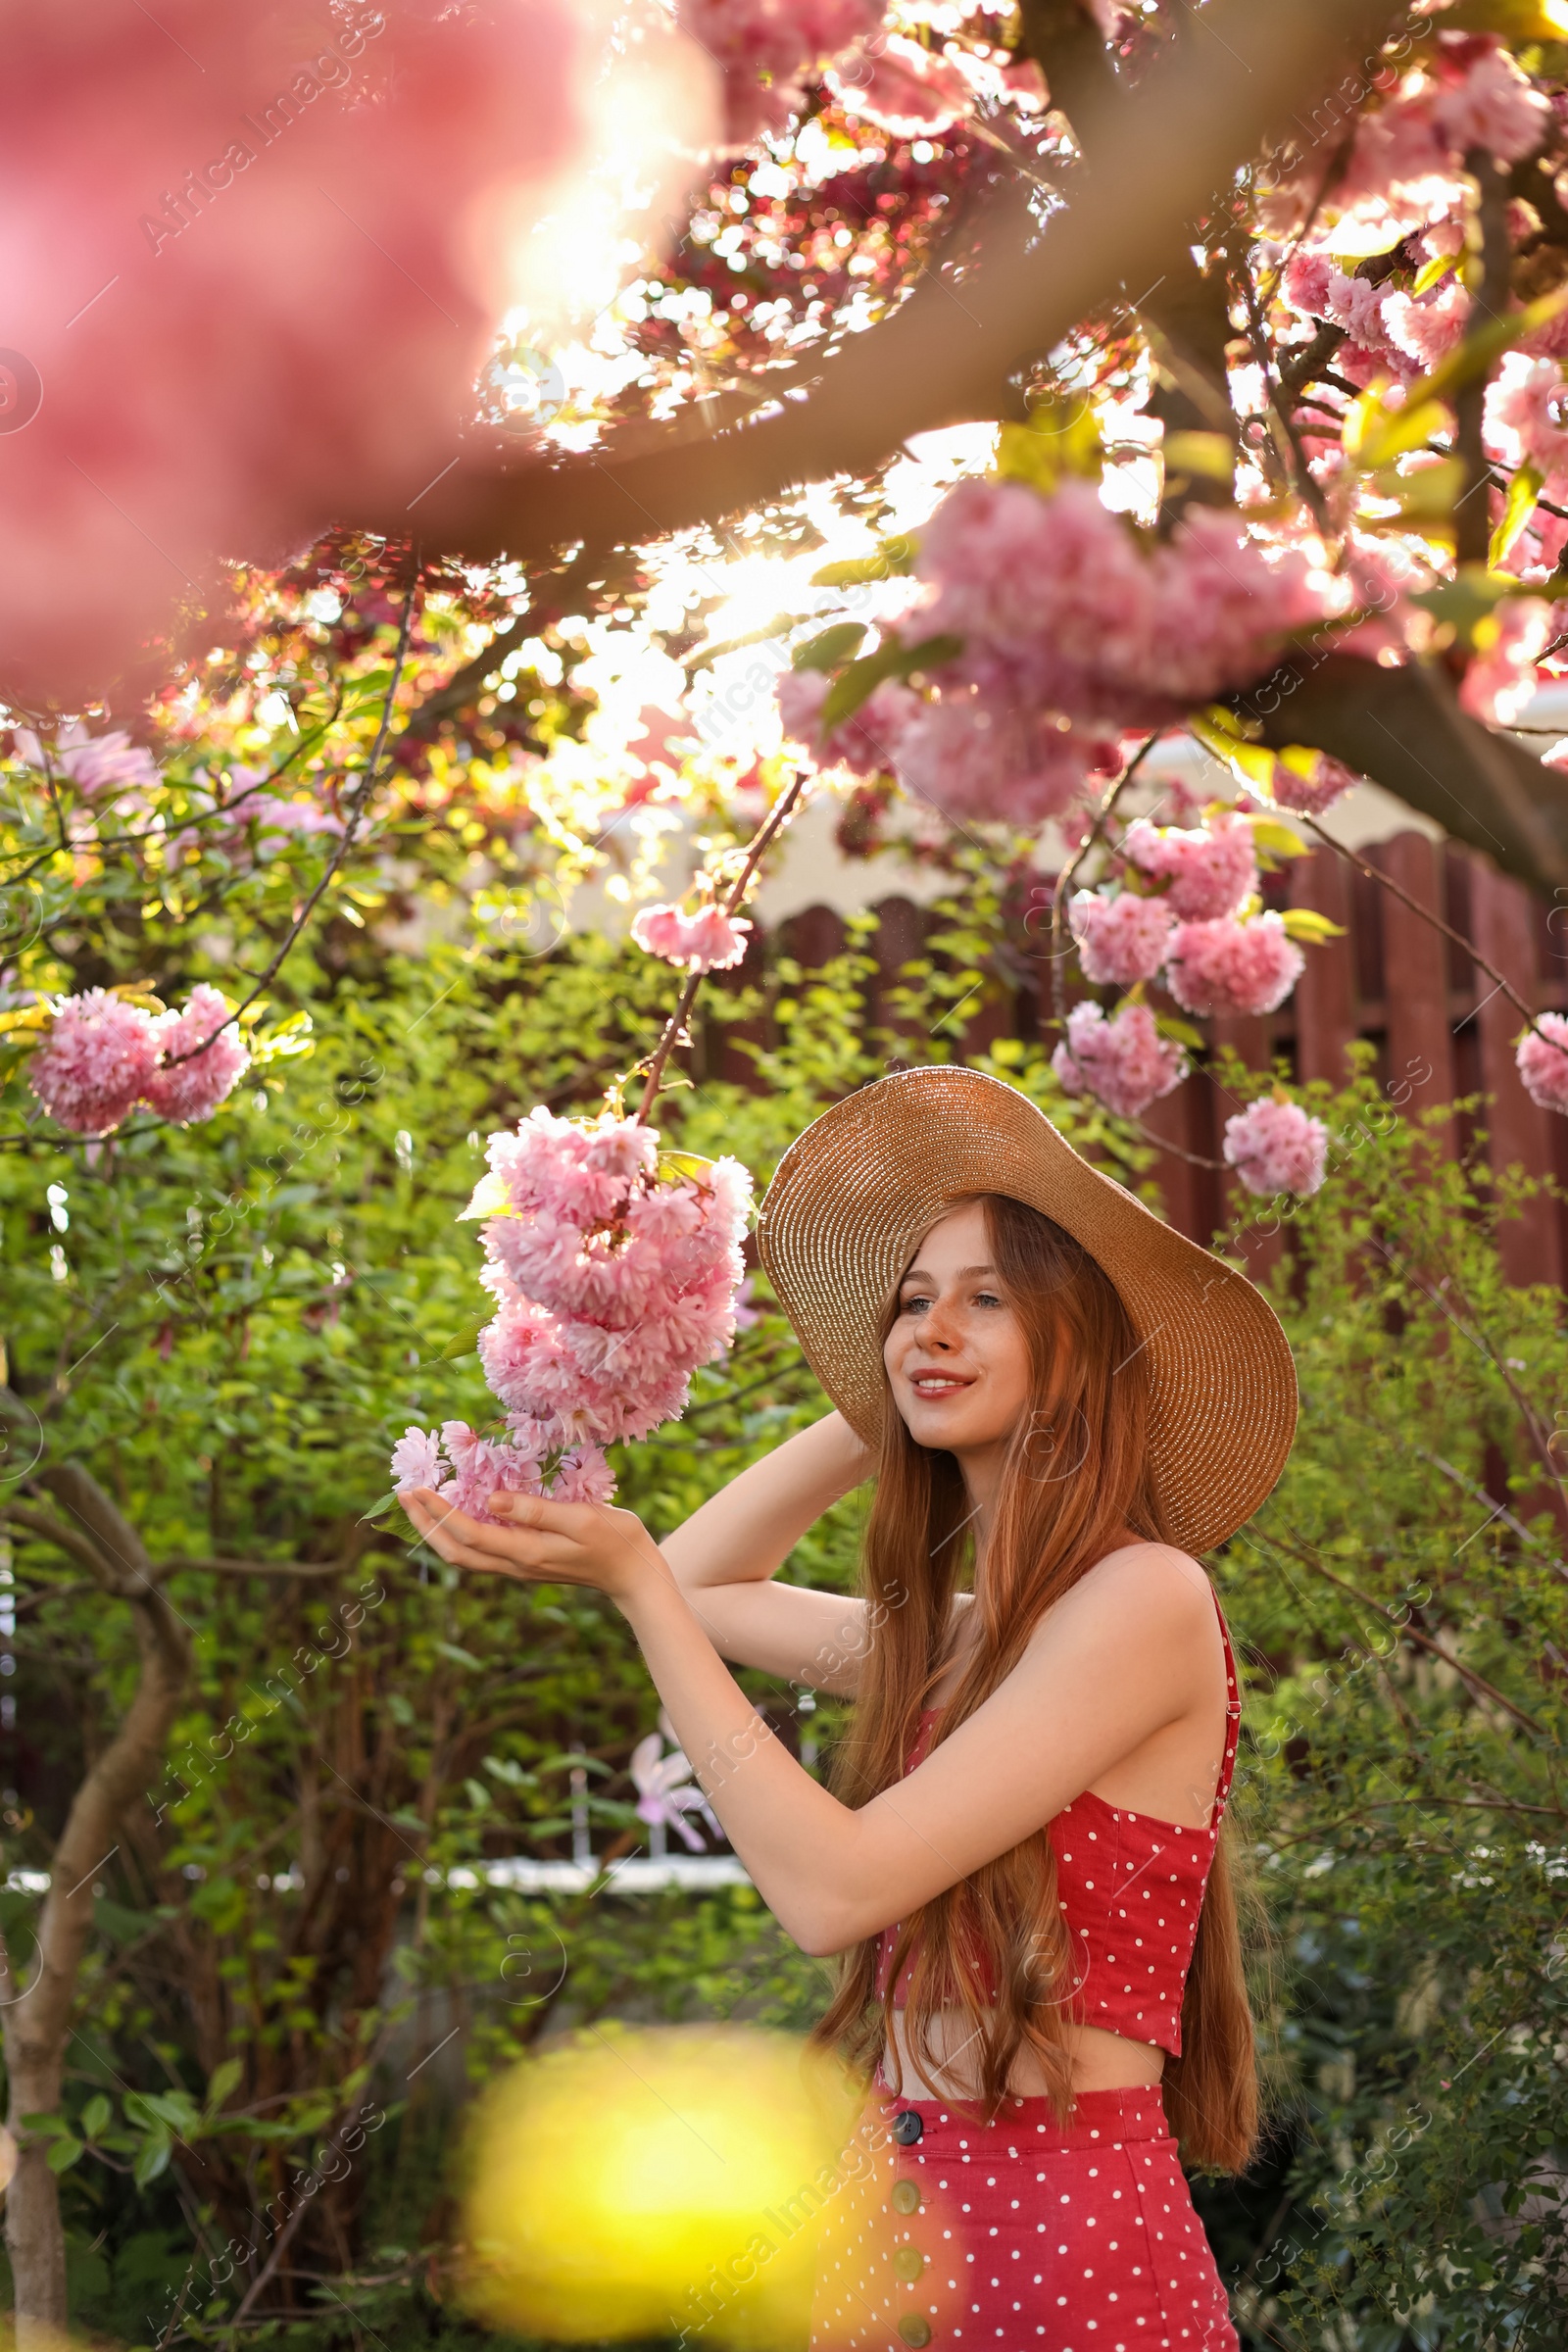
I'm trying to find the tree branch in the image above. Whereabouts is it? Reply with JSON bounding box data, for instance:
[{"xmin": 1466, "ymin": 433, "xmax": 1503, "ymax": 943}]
[
  {"xmin": 31, "ymin": 1462, "xmax": 159, "ymax": 1599},
  {"xmin": 395, "ymin": 0, "xmax": 1406, "ymax": 569},
  {"xmin": 2, "ymin": 1463, "xmax": 191, "ymax": 2335},
  {"xmin": 158, "ymin": 1554, "xmax": 363, "ymax": 1582},
  {"xmin": 1244, "ymin": 650, "xmax": 1568, "ymax": 892},
  {"xmin": 1454, "ymin": 148, "xmax": 1515, "ymax": 569},
  {"xmin": 0, "ymin": 1501, "xmax": 114, "ymax": 1586}
]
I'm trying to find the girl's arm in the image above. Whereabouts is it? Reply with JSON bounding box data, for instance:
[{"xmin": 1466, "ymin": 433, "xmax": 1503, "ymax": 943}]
[
  {"xmin": 398, "ymin": 1488, "xmax": 1226, "ymax": 1957},
  {"xmin": 656, "ymin": 1410, "xmax": 874, "ymax": 1693}
]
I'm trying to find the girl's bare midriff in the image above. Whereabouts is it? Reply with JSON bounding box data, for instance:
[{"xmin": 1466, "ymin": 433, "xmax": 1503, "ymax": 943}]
[{"xmin": 888, "ymin": 2008, "xmax": 1164, "ymax": 2101}]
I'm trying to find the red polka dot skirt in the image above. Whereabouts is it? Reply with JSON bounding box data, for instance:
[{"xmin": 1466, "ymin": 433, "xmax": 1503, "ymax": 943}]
[{"xmin": 809, "ymin": 2084, "xmax": 1238, "ymax": 2352}]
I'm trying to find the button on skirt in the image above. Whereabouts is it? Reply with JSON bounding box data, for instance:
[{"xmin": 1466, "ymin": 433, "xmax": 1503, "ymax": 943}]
[{"xmin": 808, "ymin": 2083, "xmax": 1239, "ymax": 2352}]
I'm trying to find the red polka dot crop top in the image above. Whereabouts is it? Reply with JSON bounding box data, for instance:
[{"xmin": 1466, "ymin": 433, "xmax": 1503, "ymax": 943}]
[{"xmin": 874, "ymin": 1585, "xmax": 1242, "ymax": 2058}]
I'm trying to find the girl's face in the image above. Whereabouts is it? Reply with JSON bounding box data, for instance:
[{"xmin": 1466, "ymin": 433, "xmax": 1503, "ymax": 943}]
[{"xmin": 883, "ymin": 1200, "xmax": 1035, "ymax": 1458}]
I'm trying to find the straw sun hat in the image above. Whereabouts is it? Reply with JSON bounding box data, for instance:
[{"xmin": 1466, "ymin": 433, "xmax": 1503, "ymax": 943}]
[{"xmin": 756, "ymin": 1065, "xmax": 1297, "ymax": 1556}]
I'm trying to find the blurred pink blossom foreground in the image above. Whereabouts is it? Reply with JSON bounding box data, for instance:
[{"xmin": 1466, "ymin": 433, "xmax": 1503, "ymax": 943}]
[{"xmin": 393, "ymin": 1107, "xmax": 753, "ymax": 1512}]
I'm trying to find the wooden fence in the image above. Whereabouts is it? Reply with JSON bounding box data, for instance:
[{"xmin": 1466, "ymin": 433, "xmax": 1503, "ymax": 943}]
[{"xmin": 764, "ymin": 832, "xmax": 1568, "ymax": 1290}]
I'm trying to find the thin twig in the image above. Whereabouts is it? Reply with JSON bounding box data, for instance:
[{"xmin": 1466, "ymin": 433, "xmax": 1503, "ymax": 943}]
[
  {"xmin": 1298, "ymin": 811, "xmax": 1552, "ymax": 1045},
  {"xmin": 1131, "ymin": 1120, "xmax": 1227, "ymax": 1170},
  {"xmin": 1048, "ymin": 732, "xmax": 1161, "ymax": 1027},
  {"xmin": 1260, "ymin": 1527, "xmax": 1545, "ymax": 1735},
  {"xmin": 161, "ymin": 576, "xmax": 421, "ymax": 1071},
  {"xmin": 634, "ymin": 764, "xmax": 811, "ymax": 1122}
]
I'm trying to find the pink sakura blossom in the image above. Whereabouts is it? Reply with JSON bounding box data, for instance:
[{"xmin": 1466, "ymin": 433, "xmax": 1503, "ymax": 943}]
[
  {"xmin": 919, "ymin": 477, "xmax": 1156, "ymax": 717},
  {"xmin": 1144, "ymin": 513, "xmax": 1324, "ymax": 703},
  {"xmin": 917, "ymin": 478, "xmax": 1328, "ymax": 732},
  {"xmin": 1431, "ymin": 43, "xmax": 1549, "ymax": 165},
  {"xmin": 1222, "ymin": 1098, "xmax": 1329, "ymax": 1198},
  {"xmin": 1283, "ymin": 249, "xmax": 1466, "ymax": 381},
  {"xmin": 391, "ymin": 1427, "xmax": 449, "ymax": 1494},
  {"xmin": 141, "ymin": 985, "xmax": 251, "ymax": 1124},
  {"xmin": 631, "ymin": 902, "xmax": 752, "ymax": 973},
  {"xmin": 1486, "ymin": 358, "xmax": 1568, "ymax": 502},
  {"xmin": 1052, "ymin": 1000, "xmax": 1188, "ymax": 1119},
  {"xmin": 1267, "ymin": 751, "xmax": 1358, "ymax": 818},
  {"xmin": 1068, "ymin": 890, "xmax": 1174, "ymax": 987},
  {"xmin": 630, "ymin": 1731, "xmax": 718, "ymax": 1850},
  {"xmin": 776, "ymin": 666, "xmax": 915, "ymax": 776},
  {"xmin": 1381, "ymin": 276, "xmax": 1468, "ymax": 371},
  {"xmin": 1458, "ymin": 596, "xmax": 1553, "ymax": 726},
  {"xmin": 1282, "ymin": 250, "xmax": 1333, "ymax": 319},
  {"xmin": 1165, "ymin": 911, "xmax": 1304, "ymax": 1018},
  {"xmin": 1123, "ymin": 808, "xmax": 1258, "ymax": 921},
  {"xmin": 1516, "ymin": 1011, "xmax": 1568, "ymax": 1114},
  {"xmin": 400, "ymin": 1108, "xmax": 754, "ymax": 1505},
  {"xmin": 11, "ymin": 720, "xmax": 159, "ymax": 798},
  {"xmin": 895, "ymin": 690, "xmax": 1111, "ymax": 828},
  {"xmin": 825, "ymin": 34, "xmax": 972, "ymax": 134},
  {"xmin": 27, "ymin": 989, "xmax": 161, "ymax": 1136},
  {"xmin": 676, "ymin": 0, "xmax": 884, "ymax": 142}
]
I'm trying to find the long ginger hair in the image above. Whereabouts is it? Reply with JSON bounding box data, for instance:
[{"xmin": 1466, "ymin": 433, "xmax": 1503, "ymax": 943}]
[{"xmin": 809, "ymin": 1194, "xmax": 1259, "ymax": 2173}]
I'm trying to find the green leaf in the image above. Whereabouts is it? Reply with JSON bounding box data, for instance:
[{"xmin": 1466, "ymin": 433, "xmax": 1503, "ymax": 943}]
[
  {"xmin": 790, "ymin": 622, "xmax": 866, "ymax": 673},
  {"xmin": 1344, "ymin": 393, "xmax": 1448, "ymax": 472},
  {"xmin": 132, "ymin": 2134, "xmax": 172, "ymax": 2188},
  {"xmin": 819, "ymin": 634, "xmax": 962, "ymax": 732},
  {"xmin": 0, "ymin": 1004, "xmax": 52, "ymax": 1039},
  {"xmin": 252, "ymin": 1009, "xmax": 315, "ymax": 1066},
  {"xmin": 45, "ymin": 2135, "xmax": 83, "ymax": 2175},
  {"xmin": 1155, "ymin": 1014, "xmax": 1207, "ymax": 1050},
  {"xmin": 1250, "ymin": 815, "xmax": 1310, "ymax": 860},
  {"xmin": 1441, "ymin": 0, "xmax": 1568, "ymax": 35},
  {"xmin": 996, "ymin": 392, "xmax": 1102, "ymax": 492},
  {"xmin": 657, "ymin": 1149, "xmax": 715, "ymax": 1184},
  {"xmin": 1490, "ymin": 464, "xmax": 1544, "ymax": 567},
  {"xmin": 436, "ymin": 1642, "xmax": 484, "ymax": 1672},
  {"xmin": 456, "ymin": 1170, "xmax": 511, "ymax": 1221},
  {"xmin": 1411, "ymin": 250, "xmax": 1458, "ymax": 299},
  {"xmin": 80, "ymin": 2094, "xmax": 113, "ymax": 2142},
  {"xmin": 1162, "ymin": 431, "xmax": 1236, "ymax": 483},
  {"xmin": 809, "ymin": 538, "xmax": 916, "ymax": 589},
  {"xmin": 1281, "ymin": 907, "xmax": 1349, "ymax": 942},
  {"xmin": 433, "ymin": 1320, "xmax": 485, "ymax": 1361},
  {"xmin": 204, "ymin": 2058, "xmax": 243, "ymax": 2119},
  {"xmin": 1407, "ymin": 563, "xmax": 1542, "ymax": 641}
]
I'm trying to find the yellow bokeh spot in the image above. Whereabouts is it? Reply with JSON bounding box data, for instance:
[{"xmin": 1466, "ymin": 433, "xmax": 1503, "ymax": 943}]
[{"xmin": 459, "ymin": 2025, "xmax": 866, "ymax": 2346}]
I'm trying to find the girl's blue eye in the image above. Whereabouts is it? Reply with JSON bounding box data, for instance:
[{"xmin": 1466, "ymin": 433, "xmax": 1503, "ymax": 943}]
[{"xmin": 974, "ymin": 1291, "xmax": 1002, "ymax": 1308}]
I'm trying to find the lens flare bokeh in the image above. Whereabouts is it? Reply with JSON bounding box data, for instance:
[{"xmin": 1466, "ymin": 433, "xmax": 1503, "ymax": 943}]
[{"xmin": 459, "ymin": 2025, "xmax": 866, "ymax": 2345}]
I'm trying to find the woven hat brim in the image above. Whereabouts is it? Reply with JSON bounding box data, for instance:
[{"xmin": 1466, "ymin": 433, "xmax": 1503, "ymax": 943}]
[{"xmin": 756, "ymin": 1066, "xmax": 1297, "ymax": 1556}]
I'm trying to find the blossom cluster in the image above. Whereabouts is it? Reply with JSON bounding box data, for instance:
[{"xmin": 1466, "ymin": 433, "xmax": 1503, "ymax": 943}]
[
  {"xmin": 392, "ymin": 1108, "xmax": 753, "ymax": 1512},
  {"xmin": 1221, "ymin": 1098, "xmax": 1330, "ymax": 1200},
  {"xmin": 1054, "ymin": 803, "xmax": 1305, "ymax": 1123},
  {"xmin": 674, "ymin": 0, "xmax": 1021, "ymax": 148},
  {"xmin": 26, "ymin": 984, "xmax": 250, "ymax": 1136},
  {"xmin": 778, "ymin": 478, "xmax": 1333, "ymax": 829}
]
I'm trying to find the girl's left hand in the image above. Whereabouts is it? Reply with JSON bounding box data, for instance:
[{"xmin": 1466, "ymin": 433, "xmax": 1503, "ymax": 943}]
[{"xmin": 399, "ymin": 1487, "xmax": 664, "ymax": 1604}]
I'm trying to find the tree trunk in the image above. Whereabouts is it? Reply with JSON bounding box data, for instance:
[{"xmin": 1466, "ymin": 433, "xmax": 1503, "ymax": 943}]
[{"xmin": 0, "ymin": 1453, "xmax": 190, "ymax": 2338}]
